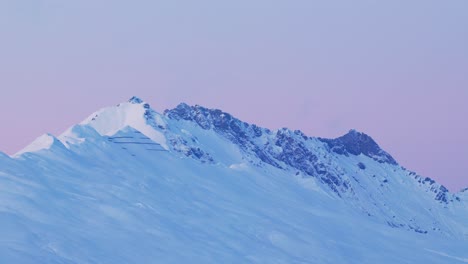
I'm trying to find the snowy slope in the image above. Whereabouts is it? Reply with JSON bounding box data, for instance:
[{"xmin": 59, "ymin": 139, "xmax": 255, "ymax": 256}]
[{"xmin": 1, "ymin": 97, "xmax": 467, "ymax": 263}]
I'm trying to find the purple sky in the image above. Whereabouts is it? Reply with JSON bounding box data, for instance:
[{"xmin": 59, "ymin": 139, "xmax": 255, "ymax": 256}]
[{"xmin": 1, "ymin": 0, "xmax": 467, "ymax": 191}]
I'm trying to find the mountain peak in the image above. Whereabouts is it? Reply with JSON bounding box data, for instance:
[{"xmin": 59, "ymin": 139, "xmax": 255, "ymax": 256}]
[
  {"xmin": 319, "ymin": 129, "xmax": 397, "ymax": 165},
  {"xmin": 342, "ymin": 129, "xmax": 373, "ymax": 142},
  {"xmin": 128, "ymin": 96, "xmax": 144, "ymax": 104},
  {"xmin": 80, "ymin": 98, "xmax": 169, "ymax": 150},
  {"xmin": 346, "ymin": 129, "xmax": 360, "ymax": 135},
  {"xmin": 165, "ymin": 102, "xmax": 193, "ymax": 120}
]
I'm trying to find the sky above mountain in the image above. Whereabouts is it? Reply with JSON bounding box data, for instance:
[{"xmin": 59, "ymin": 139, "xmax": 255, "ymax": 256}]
[{"xmin": 0, "ymin": 0, "xmax": 467, "ymax": 190}]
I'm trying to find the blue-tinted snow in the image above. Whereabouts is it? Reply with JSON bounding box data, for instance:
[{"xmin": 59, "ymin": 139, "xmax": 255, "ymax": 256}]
[{"xmin": 0, "ymin": 99, "xmax": 467, "ymax": 263}]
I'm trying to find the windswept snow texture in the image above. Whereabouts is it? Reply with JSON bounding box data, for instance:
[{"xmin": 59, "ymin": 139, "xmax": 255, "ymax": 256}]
[{"xmin": 1, "ymin": 97, "xmax": 467, "ymax": 263}]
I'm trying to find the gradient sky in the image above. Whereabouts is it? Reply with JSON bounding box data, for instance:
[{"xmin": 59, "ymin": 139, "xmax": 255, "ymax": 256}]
[{"xmin": 0, "ymin": 0, "xmax": 467, "ymax": 191}]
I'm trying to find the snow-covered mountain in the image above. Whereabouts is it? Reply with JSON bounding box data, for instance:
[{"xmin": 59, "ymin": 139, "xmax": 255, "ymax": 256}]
[{"xmin": 1, "ymin": 96, "xmax": 467, "ymax": 263}]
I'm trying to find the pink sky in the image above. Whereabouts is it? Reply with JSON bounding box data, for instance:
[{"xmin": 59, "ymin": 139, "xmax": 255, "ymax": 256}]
[{"xmin": 0, "ymin": 0, "xmax": 467, "ymax": 191}]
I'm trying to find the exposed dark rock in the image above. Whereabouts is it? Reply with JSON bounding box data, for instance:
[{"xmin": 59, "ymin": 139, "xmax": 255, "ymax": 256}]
[
  {"xmin": 128, "ymin": 96, "xmax": 144, "ymax": 104},
  {"xmin": 358, "ymin": 162, "xmax": 366, "ymax": 170},
  {"xmin": 318, "ymin": 129, "xmax": 397, "ymax": 165},
  {"xmin": 165, "ymin": 104, "xmax": 347, "ymax": 191},
  {"xmin": 423, "ymin": 177, "xmax": 436, "ymax": 185},
  {"xmin": 435, "ymin": 185, "xmax": 449, "ymax": 203}
]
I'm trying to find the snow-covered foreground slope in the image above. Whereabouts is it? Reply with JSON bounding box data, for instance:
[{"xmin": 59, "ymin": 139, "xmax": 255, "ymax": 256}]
[{"xmin": 0, "ymin": 97, "xmax": 467, "ymax": 263}]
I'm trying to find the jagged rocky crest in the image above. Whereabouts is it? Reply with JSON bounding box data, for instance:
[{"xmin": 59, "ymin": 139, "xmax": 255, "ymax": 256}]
[
  {"xmin": 165, "ymin": 104, "xmax": 395, "ymax": 165},
  {"xmin": 164, "ymin": 102, "xmax": 455, "ymax": 206},
  {"xmin": 165, "ymin": 106, "xmax": 378, "ymax": 172}
]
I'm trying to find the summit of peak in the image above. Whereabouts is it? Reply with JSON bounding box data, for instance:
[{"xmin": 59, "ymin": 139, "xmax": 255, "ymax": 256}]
[
  {"xmin": 346, "ymin": 129, "xmax": 360, "ymax": 135},
  {"xmin": 342, "ymin": 129, "xmax": 372, "ymax": 139},
  {"xmin": 340, "ymin": 129, "xmax": 376, "ymax": 142},
  {"xmin": 128, "ymin": 96, "xmax": 144, "ymax": 104},
  {"xmin": 79, "ymin": 98, "xmax": 168, "ymax": 150},
  {"xmin": 319, "ymin": 129, "xmax": 397, "ymax": 165},
  {"xmin": 175, "ymin": 102, "xmax": 191, "ymax": 108}
]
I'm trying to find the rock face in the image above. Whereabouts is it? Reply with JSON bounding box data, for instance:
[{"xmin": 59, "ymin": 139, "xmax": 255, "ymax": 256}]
[
  {"xmin": 318, "ymin": 129, "xmax": 397, "ymax": 165},
  {"xmin": 165, "ymin": 104, "xmax": 349, "ymax": 194},
  {"xmin": 165, "ymin": 102, "xmax": 458, "ymax": 204},
  {"xmin": 0, "ymin": 97, "xmax": 466, "ymax": 264}
]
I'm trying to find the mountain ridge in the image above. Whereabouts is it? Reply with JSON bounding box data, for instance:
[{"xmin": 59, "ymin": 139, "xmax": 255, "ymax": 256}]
[
  {"xmin": 0, "ymin": 96, "xmax": 467, "ymax": 263},
  {"xmin": 11, "ymin": 96, "xmax": 462, "ymax": 195}
]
